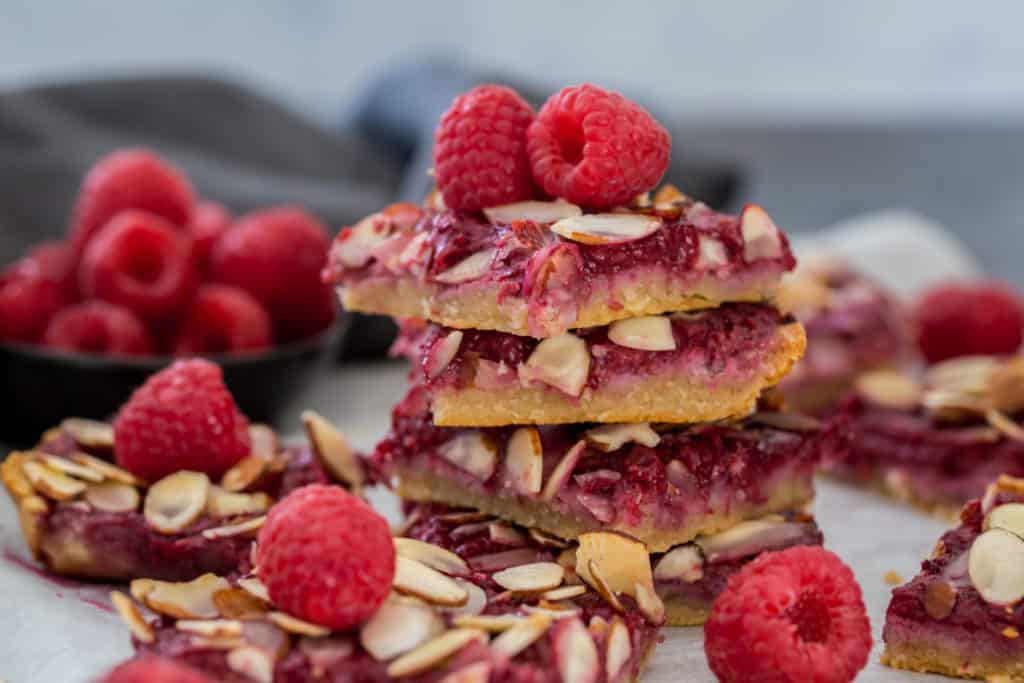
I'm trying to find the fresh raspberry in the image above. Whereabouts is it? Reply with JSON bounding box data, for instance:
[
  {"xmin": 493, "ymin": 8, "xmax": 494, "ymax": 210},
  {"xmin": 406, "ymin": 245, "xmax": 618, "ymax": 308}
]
[
  {"xmin": 95, "ymin": 656, "xmax": 215, "ymax": 683},
  {"xmin": 914, "ymin": 280, "xmax": 1024, "ymax": 363},
  {"xmin": 704, "ymin": 546, "xmax": 871, "ymax": 683},
  {"xmin": 69, "ymin": 149, "xmax": 196, "ymax": 262},
  {"xmin": 44, "ymin": 301, "xmax": 154, "ymax": 356},
  {"xmin": 433, "ymin": 84, "xmax": 537, "ymax": 212},
  {"xmin": 210, "ymin": 207, "xmax": 335, "ymax": 341},
  {"xmin": 527, "ymin": 84, "xmax": 670, "ymax": 209},
  {"xmin": 14, "ymin": 240, "xmax": 74, "ymax": 286},
  {"xmin": 0, "ymin": 269, "xmax": 70, "ymax": 344},
  {"xmin": 187, "ymin": 201, "xmax": 232, "ymax": 267},
  {"xmin": 256, "ymin": 484, "xmax": 395, "ymax": 629},
  {"xmin": 79, "ymin": 210, "xmax": 199, "ymax": 320},
  {"xmin": 113, "ymin": 359, "xmax": 250, "ymax": 481},
  {"xmin": 173, "ymin": 284, "xmax": 274, "ymax": 354}
]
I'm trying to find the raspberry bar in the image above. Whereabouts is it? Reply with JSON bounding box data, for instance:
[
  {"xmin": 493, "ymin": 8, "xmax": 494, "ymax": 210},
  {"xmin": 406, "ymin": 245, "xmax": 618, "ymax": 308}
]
[
  {"xmin": 325, "ymin": 194, "xmax": 796, "ymax": 338},
  {"xmin": 882, "ymin": 475, "xmax": 1024, "ymax": 680},
  {"xmin": 374, "ymin": 387, "xmax": 832, "ymax": 552},
  {"xmin": 777, "ymin": 257, "xmax": 908, "ymax": 414},
  {"xmin": 415, "ymin": 303, "xmax": 805, "ymax": 427},
  {"xmin": 825, "ymin": 356, "xmax": 1024, "ymax": 516},
  {"xmin": 0, "ymin": 413, "xmax": 362, "ymax": 581}
]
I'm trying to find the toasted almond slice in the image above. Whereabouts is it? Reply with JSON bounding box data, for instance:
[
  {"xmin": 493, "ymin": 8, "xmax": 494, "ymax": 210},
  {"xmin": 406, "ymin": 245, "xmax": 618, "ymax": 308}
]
[
  {"xmin": 986, "ymin": 410, "xmax": 1024, "ymax": 442},
  {"xmin": 550, "ymin": 213, "xmax": 662, "ymax": 246},
  {"xmin": 143, "ymin": 471, "xmax": 210, "ymax": 534},
  {"xmin": 213, "ymin": 587, "xmax": 270, "ymax": 619},
  {"xmin": 111, "ymin": 591, "xmax": 154, "ymax": 643},
  {"xmin": 605, "ymin": 617, "xmax": 632, "ymax": 680},
  {"xmin": 505, "ymin": 427, "xmax": 543, "ymax": 495},
  {"xmin": 491, "ymin": 613, "xmax": 552, "ymax": 657},
  {"xmin": 133, "ymin": 573, "xmax": 230, "ymax": 619},
  {"xmin": 695, "ymin": 518, "xmax": 811, "ymax": 562},
  {"xmin": 484, "ymin": 200, "xmax": 582, "ymax": 224},
  {"xmin": 922, "ymin": 579, "xmax": 957, "ymax": 620},
  {"xmin": 452, "ymin": 614, "xmax": 524, "ymax": 632},
  {"xmin": 206, "ymin": 486, "xmax": 271, "ymax": 518},
  {"xmin": 583, "ymin": 423, "xmax": 660, "ymax": 452},
  {"xmin": 489, "ymin": 523, "xmax": 527, "ymax": 547},
  {"xmin": 529, "ymin": 528, "xmax": 570, "ymax": 549},
  {"xmin": 607, "ymin": 316, "xmax": 676, "ymax": 352},
  {"xmin": 238, "ymin": 577, "xmax": 271, "ymax": 603},
  {"xmin": 176, "ymin": 619, "xmax": 244, "ymax": 638},
  {"xmin": 855, "ymin": 370, "xmax": 922, "ymax": 409},
  {"xmin": 492, "ymin": 562, "xmax": 564, "ymax": 592},
  {"xmin": 394, "ymin": 538, "xmax": 469, "ymax": 575},
  {"xmin": 440, "ymin": 579, "xmax": 488, "ymax": 617},
  {"xmin": 438, "ymin": 661, "xmax": 492, "ymax": 683},
  {"xmin": 990, "ymin": 357, "xmax": 1024, "ymax": 414},
  {"xmin": 696, "ymin": 236, "xmax": 728, "ymax": 269},
  {"xmin": 299, "ymin": 635, "xmax": 353, "ymax": 675},
  {"xmin": 925, "ymin": 355, "xmax": 998, "ymax": 394},
  {"xmin": 585, "ymin": 559, "xmax": 623, "ymax": 612},
  {"xmin": 1, "ymin": 452, "xmax": 35, "ymax": 498},
  {"xmin": 438, "ymin": 432, "xmax": 497, "ymax": 481},
  {"xmin": 521, "ymin": 334, "xmax": 590, "ymax": 398},
  {"xmin": 202, "ymin": 515, "xmax": 266, "ymax": 540},
  {"xmin": 469, "ymin": 548, "xmax": 542, "ymax": 572},
  {"xmin": 227, "ymin": 646, "xmax": 274, "ymax": 683},
  {"xmin": 968, "ymin": 529, "xmax": 1024, "ymax": 605},
  {"xmin": 191, "ymin": 634, "xmax": 248, "ymax": 650},
  {"xmin": 17, "ymin": 495, "xmax": 48, "ymax": 557},
  {"xmin": 437, "ymin": 510, "xmax": 493, "ymax": 524},
  {"xmin": 923, "ymin": 389, "xmax": 988, "ymax": 421},
  {"xmin": 22, "ymin": 460, "xmax": 86, "ymax": 500},
  {"xmin": 575, "ymin": 532, "xmax": 653, "ymax": 597},
  {"xmin": 543, "ymin": 585, "xmax": 587, "ymax": 601},
  {"xmin": 740, "ymin": 204, "xmax": 783, "ymax": 261},
  {"xmin": 425, "ymin": 331, "xmax": 463, "ymax": 379},
  {"xmin": 386, "ymin": 628, "xmax": 487, "ymax": 678},
  {"xmin": 394, "ymin": 556, "xmax": 469, "ymax": 607},
  {"xmin": 398, "ymin": 232, "xmax": 430, "ymax": 267},
  {"xmin": 268, "ymin": 610, "xmax": 331, "ymax": 637},
  {"xmin": 61, "ymin": 418, "xmax": 114, "ymax": 449},
  {"xmin": 361, "ymin": 595, "xmax": 444, "ymax": 661},
  {"xmin": 553, "ymin": 618, "xmax": 600, "ymax": 683},
  {"xmin": 248, "ymin": 423, "xmax": 278, "ymax": 460},
  {"xmin": 985, "ymin": 503, "xmax": 1024, "ymax": 539},
  {"xmin": 221, "ymin": 456, "xmax": 268, "ymax": 493},
  {"xmin": 335, "ymin": 212, "xmax": 393, "ymax": 268},
  {"xmin": 302, "ymin": 411, "xmax": 365, "ymax": 491},
  {"xmin": 653, "ymin": 544, "xmax": 704, "ymax": 583},
  {"xmin": 434, "ymin": 249, "xmax": 496, "ymax": 284},
  {"xmin": 34, "ymin": 453, "xmax": 104, "ymax": 482},
  {"xmin": 68, "ymin": 452, "xmax": 143, "ymax": 487},
  {"xmin": 541, "ymin": 440, "xmax": 587, "ymax": 502},
  {"xmin": 634, "ymin": 581, "xmax": 665, "ymax": 624},
  {"xmin": 85, "ymin": 480, "xmax": 140, "ymax": 513},
  {"xmin": 450, "ymin": 521, "xmax": 490, "ymax": 539}
]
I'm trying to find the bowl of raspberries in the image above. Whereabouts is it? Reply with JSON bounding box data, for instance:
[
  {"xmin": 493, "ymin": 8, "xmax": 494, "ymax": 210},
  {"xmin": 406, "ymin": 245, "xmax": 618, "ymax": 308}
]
[{"xmin": 0, "ymin": 148, "xmax": 342, "ymax": 443}]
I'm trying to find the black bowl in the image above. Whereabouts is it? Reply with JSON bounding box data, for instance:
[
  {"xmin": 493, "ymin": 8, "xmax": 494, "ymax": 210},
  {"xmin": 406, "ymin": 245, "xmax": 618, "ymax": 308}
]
[{"xmin": 0, "ymin": 319, "xmax": 347, "ymax": 448}]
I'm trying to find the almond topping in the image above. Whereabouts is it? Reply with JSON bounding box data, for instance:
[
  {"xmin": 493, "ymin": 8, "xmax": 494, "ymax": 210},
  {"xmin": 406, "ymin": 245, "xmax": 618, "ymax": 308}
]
[
  {"xmin": 550, "ymin": 213, "xmax": 662, "ymax": 246},
  {"xmin": 16, "ymin": 495, "xmax": 47, "ymax": 557},
  {"xmin": 437, "ymin": 510, "xmax": 493, "ymax": 524},
  {"xmin": 740, "ymin": 204, "xmax": 783, "ymax": 261},
  {"xmin": 394, "ymin": 538, "xmax": 469, "ymax": 575},
  {"xmin": 85, "ymin": 480, "xmax": 140, "ymax": 513},
  {"xmin": 206, "ymin": 486, "xmax": 271, "ymax": 518},
  {"xmin": 34, "ymin": 453, "xmax": 104, "ymax": 482},
  {"xmin": 968, "ymin": 529, "xmax": 1024, "ymax": 605},
  {"xmin": 424, "ymin": 331, "xmax": 463, "ymax": 379},
  {"xmin": 386, "ymin": 628, "xmax": 487, "ymax": 677},
  {"xmin": 238, "ymin": 577, "xmax": 271, "ymax": 603},
  {"xmin": 575, "ymin": 532, "xmax": 653, "ymax": 597},
  {"xmin": 469, "ymin": 548, "xmax": 542, "ymax": 572},
  {"xmin": 398, "ymin": 232, "xmax": 430, "ymax": 267},
  {"xmin": 394, "ymin": 556, "xmax": 469, "ymax": 607},
  {"xmin": 528, "ymin": 528, "xmax": 570, "ymax": 549},
  {"xmin": 143, "ymin": 471, "xmax": 210, "ymax": 534},
  {"xmin": 634, "ymin": 581, "xmax": 665, "ymax": 624},
  {"xmin": 585, "ymin": 559, "xmax": 623, "ymax": 612},
  {"xmin": 986, "ymin": 410, "xmax": 1024, "ymax": 442},
  {"xmin": 605, "ymin": 617, "xmax": 632, "ymax": 681},
  {"xmin": 491, "ymin": 613, "xmax": 552, "ymax": 657},
  {"xmin": 221, "ymin": 456, "xmax": 268, "ymax": 493},
  {"xmin": 22, "ymin": 460, "xmax": 86, "ymax": 500},
  {"xmin": 541, "ymin": 440, "xmax": 587, "ymax": 502},
  {"xmin": 521, "ymin": 333, "xmax": 590, "ymax": 398},
  {"xmin": 248, "ymin": 423, "xmax": 278, "ymax": 460},
  {"xmin": 68, "ymin": 452, "xmax": 142, "ymax": 486},
  {"xmin": 607, "ymin": 316, "xmax": 676, "ymax": 351},
  {"xmin": 61, "ymin": 418, "xmax": 114, "ymax": 449},
  {"xmin": 653, "ymin": 544, "xmax": 704, "ymax": 583},
  {"xmin": 361, "ymin": 595, "xmax": 444, "ymax": 661},
  {"xmin": 302, "ymin": 411, "xmax": 365, "ymax": 491},
  {"xmin": 433, "ymin": 249, "xmax": 496, "ymax": 284},
  {"xmin": 227, "ymin": 646, "xmax": 274, "ymax": 683},
  {"xmin": 489, "ymin": 523, "xmax": 527, "ymax": 547},
  {"xmin": 268, "ymin": 611, "xmax": 331, "ymax": 637},
  {"xmin": 132, "ymin": 573, "xmax": 230, "ymax": 619},
  {"xmin": 484, "ymin": 200, "xmax": 582, "ymax": 224},
  {"xmin": 505, "ymin": 427, "xmax": 543, "ymax": 495},
  {"xmin": 176, "ymin": 619, "xmax": 244, "ymax": 638},
  {"xmin": 552, "ymin": 618, "xmax": 600, "ymax": 683},
  {"xmin": 1, "ymin": 452, "xmax": 34, "ymax": 498},
  {"xmin": 213, "ymin": 587, "xmax": 269, "ymax": 619},
  {"xmin": 334, "ymin": 213, "xmax": 393, "ymax": 268},
  {"xmin": 492, "ymin": 562, "xmax": 565, "ymax": 592},
  {"xmin": 696, "ymin": 518, "xmax": 811, "ymax": 563},
  {"xmin": 855, "ymin": 370, "xmax": 922, "ymax": 409},
  {"xmin": 582, "ymin": 423, "xmax": 660, "ymax": 452},
  {"xmin": 542, "ymin": 585, "xmax": 587, "ymax": 601},
  {"xmin": 438, "ymin": 432, "xmax": 497, "ymax": 481},
  {"xmin": 440, "ymin": 579, "xmax": 488, "ymax": 617},
  {"xmin": 922, "ymin": 579, "xmax": 957, "ymax": 620},
  {"xmin": 451, "ymin": 614, "xmax": 524, "ymax": 632},
  {"xmin": 111, "ymin": 591, "xmax": 154, "ymax": 643},
  {"xmin": 696, "ymin": 236, "xmax": 728, "ymax": 269},
  {"xmin": 985, "ymin": 503, "xmax": 1024, "ymax": 539},
  {"xmin": 202, "ymin": 516, "xmax": 266, "ymax": 540}
]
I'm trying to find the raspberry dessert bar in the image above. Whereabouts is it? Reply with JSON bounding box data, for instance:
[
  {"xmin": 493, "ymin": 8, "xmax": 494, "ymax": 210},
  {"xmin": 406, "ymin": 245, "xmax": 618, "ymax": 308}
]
[
  {"xmin": 777, "ymin": 256, "xmax": 908, "ymax": 414},
  {"xmin": 825, "ymin": 355, "xmax": 1024, "ymax": 516},
  {"xmin": 882, "ymin": 474, "xmax": 1024, "ymax": 680},
  {"xmin": 327, "ymin": 196, "xmax": 797, "ymax": 338},
  {"xmin": 375, "ymin": 386, "xmax": 831, "ymax": 552}
]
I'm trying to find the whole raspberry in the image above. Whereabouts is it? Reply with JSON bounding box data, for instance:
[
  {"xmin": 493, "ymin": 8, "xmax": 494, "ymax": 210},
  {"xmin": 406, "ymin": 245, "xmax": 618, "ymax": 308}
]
[
  {"xmin": 173, "ymin": 284, "xmax": 274, "ymax": 354},
  {"xmin": 69, "ymin": 149, "xmax": 196, "ymax": 262},
  {"xmin": 113, "ymin": 358, "xmax": 250, "ymax": 481},
  {"xmin": 704, "ymin": 546, "xmax": 872, "ymax": 683},
  {"xmin": 79, "ymin": 210, "xmax": 199, "ymax": 321},
  {"xmin": 210, "ymin": 207, "xmax": 335, "ymax": 341},
  {"xmin": 0, "ymin": 269, "xmax": 71, "ymax": 344},
  {"xmin": 44, "ymin": 301, "xmax": 154, "ymax": 356},
  {"xmin": 256, "ymin": 484, "xmax": 395, "ymax": 629},
  {"xmin": 187, "ymin": 201, "xmax": 232, "ymax": 267},
  {"xmin": 14, "ymin": 240, "xmax": 74, "ymax": 287},
  {"xmin": 527, "ymin": 84, "xmax": 670, "ymax": 209},
  {"xmin": 95, "ymin": 656, "xmax": 214, "ymax": 683},
  {"xmin": 914, "ymin": 280, "xmax": 1024, "ymax": 363},
  {"xmin": 433, "ymin": 84, "xmax": 537, "ymax": 212}
]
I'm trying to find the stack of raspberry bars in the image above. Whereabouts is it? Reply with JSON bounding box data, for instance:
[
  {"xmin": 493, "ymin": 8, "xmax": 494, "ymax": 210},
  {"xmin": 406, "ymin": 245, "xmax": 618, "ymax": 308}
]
[{"xmin": 326, "ymin": 83, "xmax": 833, "ymax": 626}]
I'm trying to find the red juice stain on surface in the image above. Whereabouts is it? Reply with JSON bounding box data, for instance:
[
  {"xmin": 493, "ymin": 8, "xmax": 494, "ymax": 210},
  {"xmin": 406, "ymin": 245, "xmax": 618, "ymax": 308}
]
[
  {"xmin": 79, "ymin": 595, "xmax": 115, "ymax": 613},
  {"xmin": 2, "ymin": 547, "xmax": 79, "ymax": 588}
]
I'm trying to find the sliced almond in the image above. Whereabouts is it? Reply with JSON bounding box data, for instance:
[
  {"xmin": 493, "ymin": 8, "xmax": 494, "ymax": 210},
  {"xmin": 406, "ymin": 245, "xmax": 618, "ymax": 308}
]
[
  {"xmin": 585, "ymin": 559, "xmax": 623, "ymax": 612},
  {"xmin": 541, "ymin": 440, "xmax": 587, "ymax": 502},
  {"xmin": 653, "ymin": 544, "xmax": 704, "ymax": 583},
  {"xmin": 34, "ymin": 453, "xmax": 104, "ymax": 482},
  {"xmin": 985, "ymin": 503, "xmax": 1024, "ymax": 539},
  {"xmin": 68, "ymin": 452, "xmax": 142, "ymax": 487},
  {"xmin": 450, "ymin": 521, "xmax": 490, "ymax": 539},
  {"xmin": 84, "ymin": 480, "xmax": 140, "ymax": 513},
  {"xmin": 440, "ymin": 579, "xmax": 488, "ymax": 617},
  {"xmin": 968, "ymin": 529, "xmax": 1024, "ymax": 605},
  {"xmin": 242, "ymin": 621, "xmax": 289, "ymax": 657},
  {"xmin": 543, "ymin": 585, "xmax": 587, "ymax": 601},
  {"xmin": 61, "ymin": 418, "xmax": 114, "ymax": 450},
  {"xmin": 491, "ymin": 613, "xmax": 552, "ymax": 657},
  {"xmin": 213, "ymin": 587, "xmax": 269, "ymax": 619},
  {"xmin": 22, "ymin": 460, "xmax": 86, "ymax": 500},
  {"xmin": 398, "ymin": 232, "xmax": 430, "ymax": 268},
  {"xmin": 438, "ymin": 432, "xmax": 497, "ymax": 481},
  {"xmin": 424, "ymin": 331, "xmax": 463, "ymax": 379},
  {"xmin": 987, "ymin": 410, "xmax": 1024, "ymax": 442},
  {"xmin": 855, "ymin": 370, "xmax": 922, "ymax": 409},
  {"xmin": 740, "ymin": 204, "xmax": 783, "ymax": 261},
  {"xmin": 302, "ymin": 411, "xmax": 365, "ymax": 491},
  {"xmin": 1, "ymin": 452, "xmax": 35, "ymax": 498},
  {"xmin": 634, "ymin": 581, "xmax": 665, "ymax": 624},
  {"xmin": 202, "ymin": 515, "xmax": 266, "ymax": 540},
  {"xmin": 433, "ymin": 249, "xmax": 496, "ymax": 284},
  {"xmin": 17, "ymin": 495, "xmax": 47, "ymax": 557},
  {"xmin": 520, "ymin": 334, "xmax": 590, "ymax": 398},
  {"xmin": 575, "ymin": 532, "xmax": 653, "ymax": 597},
  {"xmin": 132, "ymin": 573, "xmax": 230, "ymax": 619},
  {"xmin": 696, "ymin": 518, "xmax": 811, "ymax": 563},
  {"xmin": 248, "ymin": 423, "xmax": 278, "ymax": 460},
  {"xmin": 452, "ymin": 614, "xmax": 524, "ymax": 632},
  {"xmin": 143, "ymin": 471, "xmax": 210, "ymax": 534},
  {"xmin": 583, "ymin": 423, "xmax": 660, "ymax": 452},
  {"xmin": 361, "ymin": 595, "xmax": 444, "ymax": 661},
  {"xmin": 607, "ymin": 316, "xmax": 676, "ymax": 352},
  {"xmin": 696, "ymin": 236, "xmax": 728, "ymax": 269},
  {"xmin": 552, "ymin": 618, "xmax": 600, "ymax": 683},
  {"xmin": 176, "ymin": 619, "xmax": 244, "ymax": 638},
  {"xmin": 605, "ymin": 617, "xmax": 632, "ymax": 681},
  {"xmin": 111, "ymin": 591, "xmax": 153, "ymax": 644},
  {"xmin": 489, "ymin": 523, "xmax": 527, "ymax": 547},
  {"xmin": 386, "ymin": 628, "xmax": 487, "ymax": 677},
  {"xmin": 227, "ymin": 646, "xmax": 274, "ymax": 683},
  {"xmin": 394, "ymin": 538, "xmax": 469, "ymax": 575},
  {"xmin": 300, "ymin": 636, "xmax": 355, "ymax": 677},
  {"xmin": 484, "ymin": 200, "xmax": 582, "ymax": 224},
  {"xmin": 922, "ymin": 579, "xmax": 957, "ymax": 620},
  {"xmin": 206, "ymin": 486, "xmax": 271, "ymax": 518},
  {"xmin": 505, "ymin": 427, "xmax": 543, "ymax": 495},
  {"xmin": 238, "ymin": 577, "xmax": 271, "ymax": 603},
  {"xmin": 990, "ymin": 357, "xmax": 1024, "ymax": 414},
  {"xmin": 221, "ymin": 456, "xmax": 268, "ymax": 493},
  {"xmin": 268, "ymin": 610, "xmax": 331, "ymax": 637},
  {"xmin": 394, "ymin": 556, "xmax": 469, "ymax": 606},
  {"xmin": 529, "ymin": 528, "xmax": 570, "ymax": 549},
  {"xmin": 492, "ymin": 562, "xmax": 564, "ymax": 592},
  {"xmin": 437, "ymin": 510, "xmax": 493, "ymax": 524},
  {"xmin": 550, "ymin": 213, "xmax": 662, "ymax": 246},
  {"xmin": 334, "ymin": 212, "xmax": 393, "ymax": 268},
  {"xmin": 469, "ymin": 548, "xmax": 543, "ymax": 572},
  {"xmin": 925, "ymin": 355, "xmax": 998, "ymax": 394}
]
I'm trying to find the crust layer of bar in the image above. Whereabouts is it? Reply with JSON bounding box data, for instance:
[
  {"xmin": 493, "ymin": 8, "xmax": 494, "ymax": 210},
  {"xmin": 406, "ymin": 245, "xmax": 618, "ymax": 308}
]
[
  {"xmin": 662, "ymin": 599, "xmax": 713, "ymax": 627},
  {"xmin": 882, "ymin": 639, "xmax": 1024, "ymax": 681}
]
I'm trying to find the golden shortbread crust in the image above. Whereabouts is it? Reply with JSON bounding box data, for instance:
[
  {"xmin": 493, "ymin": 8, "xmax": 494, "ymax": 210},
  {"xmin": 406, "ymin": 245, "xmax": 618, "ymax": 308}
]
[{"xmin": 882, "ymin": 641, "xmax": 1024, "ymax": 681}]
